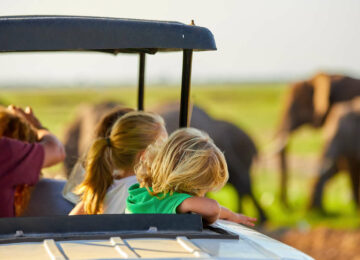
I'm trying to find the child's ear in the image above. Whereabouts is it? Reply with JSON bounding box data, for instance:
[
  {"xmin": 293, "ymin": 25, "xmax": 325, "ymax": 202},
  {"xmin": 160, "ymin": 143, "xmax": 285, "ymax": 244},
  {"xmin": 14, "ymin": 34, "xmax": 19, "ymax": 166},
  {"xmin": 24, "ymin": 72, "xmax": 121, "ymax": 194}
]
[{"xmin": 137, "ymin": 150, "xmax": 146, "ymax": 162}]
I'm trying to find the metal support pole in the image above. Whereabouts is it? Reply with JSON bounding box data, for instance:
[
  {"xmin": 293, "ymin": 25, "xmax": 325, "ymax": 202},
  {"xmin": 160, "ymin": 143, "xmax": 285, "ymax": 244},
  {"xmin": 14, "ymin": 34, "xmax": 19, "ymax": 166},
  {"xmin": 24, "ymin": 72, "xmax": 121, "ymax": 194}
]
[
  {"xmin": 137, "ymin": 53, "xmax": 146, "ymax": 111},
  {"xmin": 179, "ymin": 49, "xmax": 193, "ymax": 127}
]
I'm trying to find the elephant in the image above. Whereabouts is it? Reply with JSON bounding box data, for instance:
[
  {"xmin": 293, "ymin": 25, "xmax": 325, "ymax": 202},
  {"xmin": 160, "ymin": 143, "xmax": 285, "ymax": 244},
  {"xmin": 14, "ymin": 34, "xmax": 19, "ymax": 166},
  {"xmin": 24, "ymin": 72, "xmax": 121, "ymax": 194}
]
[
  {"xmin": 311, "ymin": 97, "xmax": 360, "ymax": 210},
  {"xmin": 62, "ymin": 102, "xmax": 267, "ymax": 222},
  {"xmin": 276, "ymin": 73, "xmax": 360, "ymax": 207}
]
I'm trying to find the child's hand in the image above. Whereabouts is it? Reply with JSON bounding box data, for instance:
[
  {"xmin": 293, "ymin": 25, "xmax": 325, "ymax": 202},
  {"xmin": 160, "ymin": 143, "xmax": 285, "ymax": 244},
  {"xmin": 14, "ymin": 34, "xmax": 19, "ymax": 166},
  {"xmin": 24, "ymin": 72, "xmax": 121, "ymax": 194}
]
[
  {"xmin": 219, "ymin": 206, "xmax": 257, "ymax": 227},
  {"xmin": 230, "ymin": 213, "xmax": 257, "ymax": 227}
]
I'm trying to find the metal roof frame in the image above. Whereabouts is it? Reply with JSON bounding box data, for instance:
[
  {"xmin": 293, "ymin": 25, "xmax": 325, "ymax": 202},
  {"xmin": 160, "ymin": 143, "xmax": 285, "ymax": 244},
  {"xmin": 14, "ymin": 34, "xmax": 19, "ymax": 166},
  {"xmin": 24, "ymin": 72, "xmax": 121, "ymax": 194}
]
[
  {"xmin": 0, "ymin": 15, "xmax": 217, "ymax": 126},
  {"xmin": 0, "ymin": 214, "xmax": 238, "ymax": 244}
]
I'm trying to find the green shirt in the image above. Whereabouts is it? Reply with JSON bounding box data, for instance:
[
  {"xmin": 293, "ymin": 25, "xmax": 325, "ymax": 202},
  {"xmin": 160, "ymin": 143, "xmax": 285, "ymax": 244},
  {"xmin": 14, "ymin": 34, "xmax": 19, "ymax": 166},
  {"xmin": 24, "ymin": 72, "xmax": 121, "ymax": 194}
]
[{"xmin": 126, "ymin": 183, "xmax": 192, "ymax": 214}]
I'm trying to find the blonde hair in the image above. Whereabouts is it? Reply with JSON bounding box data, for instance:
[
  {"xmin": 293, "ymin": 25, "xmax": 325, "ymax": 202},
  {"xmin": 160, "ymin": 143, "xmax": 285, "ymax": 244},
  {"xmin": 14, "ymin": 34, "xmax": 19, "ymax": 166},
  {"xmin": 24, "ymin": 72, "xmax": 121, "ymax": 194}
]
[
  {"xmin": 78, "ymin": 111, "xmax": 165, "ymax": 214},
  {"xmin": 94, "ymin": 107, "xmax": 134, "ymax": 138},
  {"xmin": 136, "ymin": 128, "xmax": 229, "ymax": 197}
]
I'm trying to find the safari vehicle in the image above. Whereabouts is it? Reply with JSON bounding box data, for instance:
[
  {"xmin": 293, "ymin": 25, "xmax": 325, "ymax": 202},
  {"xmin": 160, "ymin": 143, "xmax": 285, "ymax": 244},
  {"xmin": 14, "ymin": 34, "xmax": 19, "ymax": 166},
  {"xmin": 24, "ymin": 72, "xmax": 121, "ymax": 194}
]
[{"xmin": 0, "ymin": 16, "xmax": 313, "ymax": 259}]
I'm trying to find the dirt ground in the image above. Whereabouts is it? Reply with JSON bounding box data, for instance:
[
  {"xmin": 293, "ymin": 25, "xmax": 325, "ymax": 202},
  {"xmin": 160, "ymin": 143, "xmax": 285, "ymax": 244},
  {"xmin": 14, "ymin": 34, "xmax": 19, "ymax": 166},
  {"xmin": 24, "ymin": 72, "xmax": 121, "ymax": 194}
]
[{"xmin": 278, "ymin": 227, "xmax": 360, "ymax": 260}]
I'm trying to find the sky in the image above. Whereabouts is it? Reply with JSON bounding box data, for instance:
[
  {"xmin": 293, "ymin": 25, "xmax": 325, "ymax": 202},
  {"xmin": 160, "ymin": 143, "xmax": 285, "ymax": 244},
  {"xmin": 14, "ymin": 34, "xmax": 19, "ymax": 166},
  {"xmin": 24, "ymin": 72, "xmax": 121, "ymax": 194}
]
[{"xmin": 1, "ymin": 0, "xmax": 360, "ymax": 86}]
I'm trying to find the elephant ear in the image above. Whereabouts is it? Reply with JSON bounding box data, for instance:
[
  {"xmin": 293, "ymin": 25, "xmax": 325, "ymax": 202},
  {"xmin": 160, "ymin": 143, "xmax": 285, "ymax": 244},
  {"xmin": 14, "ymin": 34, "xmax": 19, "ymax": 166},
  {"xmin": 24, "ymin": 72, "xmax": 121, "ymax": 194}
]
[{"xmin": 312, "ymin": 73, "xmax": 331, "ymax": 126}]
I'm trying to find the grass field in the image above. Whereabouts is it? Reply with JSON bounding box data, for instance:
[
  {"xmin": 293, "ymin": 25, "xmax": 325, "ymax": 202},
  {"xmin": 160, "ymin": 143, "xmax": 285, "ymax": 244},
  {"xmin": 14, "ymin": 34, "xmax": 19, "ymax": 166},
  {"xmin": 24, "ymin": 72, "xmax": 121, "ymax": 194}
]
[{"xmin": 1, "ymin": 84, "xmax": 359, "ymax": 228}]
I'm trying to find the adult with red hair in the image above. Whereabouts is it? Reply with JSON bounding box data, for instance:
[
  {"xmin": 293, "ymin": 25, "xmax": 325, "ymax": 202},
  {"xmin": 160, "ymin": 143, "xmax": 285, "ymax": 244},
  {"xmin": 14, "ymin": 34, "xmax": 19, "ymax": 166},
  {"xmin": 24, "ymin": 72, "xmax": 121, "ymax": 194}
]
[{"xmin": 0, "ymin": 105, "xmax": 65, "ymax": 217}]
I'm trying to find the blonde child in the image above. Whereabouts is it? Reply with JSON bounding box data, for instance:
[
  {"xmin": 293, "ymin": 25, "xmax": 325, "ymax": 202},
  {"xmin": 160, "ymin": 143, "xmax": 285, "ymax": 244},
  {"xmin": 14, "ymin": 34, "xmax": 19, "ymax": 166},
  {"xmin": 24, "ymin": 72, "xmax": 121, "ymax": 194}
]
[
  {"xmin": 126, "ymin": 127, "xmax": 256, "ymax": 226},
  {"xmin": 70, "ymin": 111, "xmax": 167, "ymax": 215}
]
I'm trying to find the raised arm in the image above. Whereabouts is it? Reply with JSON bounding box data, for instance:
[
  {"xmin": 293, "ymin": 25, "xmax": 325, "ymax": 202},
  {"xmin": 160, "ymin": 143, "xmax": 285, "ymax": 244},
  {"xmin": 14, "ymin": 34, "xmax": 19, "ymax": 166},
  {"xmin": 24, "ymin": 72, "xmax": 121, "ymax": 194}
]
[
  {"xmin": 37, "ymin": 128, "xmax": 66, "ymax": 168},
  {"xmin": 8, "ymin": 105, "xmax": 65, "ymax": 168}
]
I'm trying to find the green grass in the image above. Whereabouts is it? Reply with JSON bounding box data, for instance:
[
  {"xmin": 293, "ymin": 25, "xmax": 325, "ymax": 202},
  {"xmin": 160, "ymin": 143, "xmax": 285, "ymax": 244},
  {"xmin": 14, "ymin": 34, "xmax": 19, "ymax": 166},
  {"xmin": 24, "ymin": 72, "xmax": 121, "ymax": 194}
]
[{"xmin": 1, "ymin": 84, "xmax": 359, "ymax": 228}]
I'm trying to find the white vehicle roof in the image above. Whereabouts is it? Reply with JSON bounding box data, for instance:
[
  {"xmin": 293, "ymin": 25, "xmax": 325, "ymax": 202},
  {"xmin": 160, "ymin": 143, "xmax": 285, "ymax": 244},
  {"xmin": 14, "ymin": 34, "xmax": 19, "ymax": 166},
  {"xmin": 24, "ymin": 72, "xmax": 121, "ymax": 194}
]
[{"xmin": 0, "ymin": 215, "xmax": 313, "ymax": 259}]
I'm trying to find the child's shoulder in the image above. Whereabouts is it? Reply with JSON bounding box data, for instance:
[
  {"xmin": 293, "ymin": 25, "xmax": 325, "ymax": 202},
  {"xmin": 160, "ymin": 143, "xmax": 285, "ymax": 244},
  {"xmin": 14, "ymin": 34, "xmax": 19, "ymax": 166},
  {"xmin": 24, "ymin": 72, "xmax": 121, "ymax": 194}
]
[{"xmin": 128, "ymin": 182, "xmax": 140, "ymax": 190}]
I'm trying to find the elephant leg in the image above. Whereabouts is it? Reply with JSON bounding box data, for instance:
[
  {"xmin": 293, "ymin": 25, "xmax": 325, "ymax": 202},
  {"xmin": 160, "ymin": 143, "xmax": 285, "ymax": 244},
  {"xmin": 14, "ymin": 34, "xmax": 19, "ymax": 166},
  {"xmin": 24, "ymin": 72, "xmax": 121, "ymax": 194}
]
[
  {"xmin": 236, "ymin": 194, "xmax": 243, "ymax": 213},
  {"xmin": 348, "ymin": 160, "xmax": 360, "ymax": 208},
  {"xmin": 238, "ymin": 190, "xmax": 267, "ymax": 223},
  {"xmin": 229, "ymin": 175, "xmax": 267, "ymax": 223},
  {"xmin": 279, "ymin": 147, "xmax": 289, "ymax": 208},
  {"xmin": 63, "ymin": 118, "xmax": 82, "ymax": 178},
  {"xmin": 310, "ymin": 159, "xmax": 338, "ymax": 211},
  {"xmin": 249, "ymin": 191, "xmax": 267, "ymax": 223}
]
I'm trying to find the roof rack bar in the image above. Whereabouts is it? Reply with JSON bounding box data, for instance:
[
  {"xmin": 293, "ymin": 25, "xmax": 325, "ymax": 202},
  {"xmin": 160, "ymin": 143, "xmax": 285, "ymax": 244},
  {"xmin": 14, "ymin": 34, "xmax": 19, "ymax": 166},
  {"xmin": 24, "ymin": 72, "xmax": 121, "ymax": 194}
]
[
  {"xmin": 179, "ymin": 49, "xmax": 193, "ymax": 127},
  {"xmin": 137, "ymin": 53, "xmax": 146, "ymax": 111},
  {"xmin": 110, "ymin": 237, "xmax": 139, "ymax": 258},
  {"xmin": 176, "ymin": 236, "xmax": 210, "ymax": 258},
  {"xmin": 43, "ymin": 239, "xmax": 66, "ymax": 260}
]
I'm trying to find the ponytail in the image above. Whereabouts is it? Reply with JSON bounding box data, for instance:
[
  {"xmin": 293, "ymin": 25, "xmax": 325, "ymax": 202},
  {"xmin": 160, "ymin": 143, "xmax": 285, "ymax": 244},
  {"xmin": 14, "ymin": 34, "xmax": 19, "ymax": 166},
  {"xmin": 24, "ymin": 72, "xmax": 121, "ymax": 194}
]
[{"xmin": 77, "ymin": 137, "xmax": 114, "ymax": 214}]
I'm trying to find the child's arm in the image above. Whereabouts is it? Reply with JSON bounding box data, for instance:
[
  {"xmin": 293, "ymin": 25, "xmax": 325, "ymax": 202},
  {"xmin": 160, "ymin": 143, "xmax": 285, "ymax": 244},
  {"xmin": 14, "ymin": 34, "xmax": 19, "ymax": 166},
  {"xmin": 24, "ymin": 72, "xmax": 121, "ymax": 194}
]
[
  {"xmin": 177, "ymin": 197, "xmax": 220, "ymax": 224},
  {"xmin": 177, "ymin": 197, "xmax": 257, "ymax": 226},
  {"xmin": 219, "ymin": 206, "xmax": 257, "ymax": 227}
]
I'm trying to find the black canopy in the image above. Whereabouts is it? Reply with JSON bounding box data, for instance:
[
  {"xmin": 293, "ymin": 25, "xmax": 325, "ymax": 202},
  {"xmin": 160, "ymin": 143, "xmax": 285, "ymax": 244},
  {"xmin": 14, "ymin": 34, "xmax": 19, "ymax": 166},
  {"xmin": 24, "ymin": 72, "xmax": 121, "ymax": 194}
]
[
  {"xmin": 0, "ymin": 15, "xmax": 216, "ymax": 53},
  {"xmin": 0, "ymin": 15, "xmax": 217, "ymax": 126}
]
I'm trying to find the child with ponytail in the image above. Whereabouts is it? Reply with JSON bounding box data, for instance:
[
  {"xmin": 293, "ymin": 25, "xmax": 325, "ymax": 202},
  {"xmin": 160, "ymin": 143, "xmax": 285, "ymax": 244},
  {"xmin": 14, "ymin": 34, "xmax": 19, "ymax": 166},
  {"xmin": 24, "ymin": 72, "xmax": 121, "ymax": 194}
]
[
  {"xmin": 63, "ymin": 107, "xmax": 134, "ymax": 204},
  {"xmin": 126, "ymin": 128, "xmax": 256, "ymax": 226},
  {"xmin": 70, "ymin": 111, "xmax": 167, "ymax": 215}
]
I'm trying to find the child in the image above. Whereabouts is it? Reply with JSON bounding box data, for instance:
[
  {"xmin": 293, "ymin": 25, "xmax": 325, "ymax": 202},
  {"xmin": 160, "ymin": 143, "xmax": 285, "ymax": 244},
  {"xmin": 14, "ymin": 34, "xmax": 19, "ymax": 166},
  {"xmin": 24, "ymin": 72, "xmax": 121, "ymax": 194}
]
[
  {"xmin": 63, "ymin": 107, "xmax": 134, "ymax": 204},
  {"xmin": 70, "ymin": 111, "xmax": 167, "ymax": 215},
  {"xmin": 126, "ymin": 127, "xmax": 256, "ymax": 226}
]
